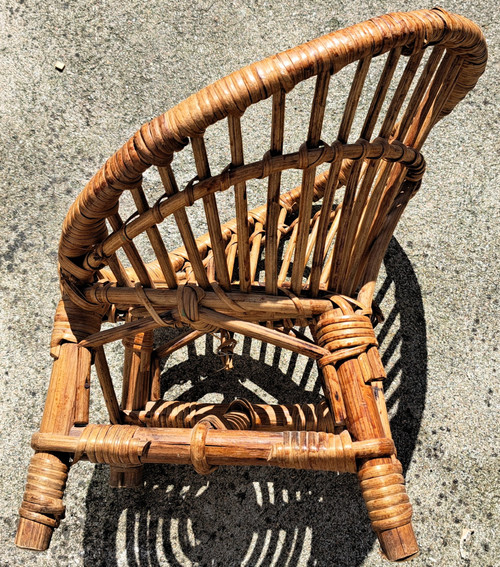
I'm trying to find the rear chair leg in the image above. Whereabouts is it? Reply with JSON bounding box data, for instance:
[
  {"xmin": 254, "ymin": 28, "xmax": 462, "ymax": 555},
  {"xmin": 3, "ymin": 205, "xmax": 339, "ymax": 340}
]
[
  {"xmin": 16, "ymin": 342, "xmax": 92, "ymax": 550},
  {"xmin": 109, "ymin": 465, "xmax": 144, "ymax": 488},
  {"xmin": 111, "ymin": 329, "xmax": 154, "ymax": 488}
]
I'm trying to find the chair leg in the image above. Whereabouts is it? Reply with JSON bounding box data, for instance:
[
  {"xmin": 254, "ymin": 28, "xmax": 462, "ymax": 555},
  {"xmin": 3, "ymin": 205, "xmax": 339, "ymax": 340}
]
[
  {"xmin": 16, "ymin": 453, "xmax": 69, "ymax": 551},
  {"xmin": 121, "ymin": 330, "xmax": 154, "ymax": 411},
  {"xmin": 110, "ymin": 329, "xmax": 154, "ymax": 488},
  {"xmin": 16, "ymin": 342, "xmax": 92, "ymax": 550},
  {"xmin": 109, "ymin": 465, "xmax": 144, "ymax": 488},
  {"xmin": 341, "ymin": 358, "xmax": 418, "ymax": 561},
  {"xmin": 314, "ymin": 309, "xmax": 419, "ymax": 561}
]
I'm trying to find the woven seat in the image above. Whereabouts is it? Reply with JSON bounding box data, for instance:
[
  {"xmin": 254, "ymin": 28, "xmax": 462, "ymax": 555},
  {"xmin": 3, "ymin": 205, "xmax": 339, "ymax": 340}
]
[{"xmin": 16, "ymin": 8, "xmax": 486, "ymax": 562}]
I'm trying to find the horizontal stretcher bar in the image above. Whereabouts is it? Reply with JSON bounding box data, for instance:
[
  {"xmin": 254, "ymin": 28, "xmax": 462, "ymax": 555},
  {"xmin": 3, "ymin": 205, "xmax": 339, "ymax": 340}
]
[
  {"xmin": 84, "ymin": 284, "xmax": 337, "ymax": 318},
  {"xmin": 125, "ymin": 399, "xmax": 336, "ymax": 431},
  {"xmin": 31, "ymin": 426, "xmax": 395, "ymax": 472}
]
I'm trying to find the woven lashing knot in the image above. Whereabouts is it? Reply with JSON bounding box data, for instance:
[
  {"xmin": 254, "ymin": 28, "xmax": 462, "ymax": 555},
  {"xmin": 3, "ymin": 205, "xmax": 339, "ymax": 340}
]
[
  {"xmin": 269, "ymin": 430, "xmax": 356, "ymax": 472},
  {"xmin": 18, "ymin": 454, "xmax": 68, "ymax": 528},
  {"xmin": 176, "ymin": 284, "xmax": 217, "ymax": 332},
  {"xmin": 314, "ymin": 304, "xmax": 386, "ymax": 382},
  {"xmin": 316, "ymin": 311, "xmax": 377, "ymax": 366},
  {"xmin": 72, "ymin": 424, "xmax": 150, "ymax": 466},
  {"xmin": 358, "ymin": 461, "xmax": 413, "ymax": 533}
]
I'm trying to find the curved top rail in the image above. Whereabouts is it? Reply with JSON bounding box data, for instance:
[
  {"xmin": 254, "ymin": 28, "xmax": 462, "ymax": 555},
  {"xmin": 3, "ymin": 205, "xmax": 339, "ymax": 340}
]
[{"xmin": 59, "ymin": 7, "xmax": 486, "ymax": 280}]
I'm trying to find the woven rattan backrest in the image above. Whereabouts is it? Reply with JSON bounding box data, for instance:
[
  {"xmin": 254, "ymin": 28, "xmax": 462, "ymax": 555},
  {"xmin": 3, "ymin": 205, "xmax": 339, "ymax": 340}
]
[{"xmin": 59, "ymin": 8, "xmax": 486, "ymax": 307}]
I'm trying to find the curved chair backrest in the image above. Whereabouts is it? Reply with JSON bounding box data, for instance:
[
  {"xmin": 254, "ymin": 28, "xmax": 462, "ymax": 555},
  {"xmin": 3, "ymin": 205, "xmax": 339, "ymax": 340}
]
[{"xmin": 58, "ymin": 8, "xmax": 486, "ymax": 308}]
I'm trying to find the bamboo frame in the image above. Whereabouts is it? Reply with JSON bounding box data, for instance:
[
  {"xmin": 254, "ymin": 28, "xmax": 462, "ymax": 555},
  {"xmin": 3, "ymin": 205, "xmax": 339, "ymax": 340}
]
[{"xmin": 16, "ymin": 8, "xmax": 486, "ymax": 562}]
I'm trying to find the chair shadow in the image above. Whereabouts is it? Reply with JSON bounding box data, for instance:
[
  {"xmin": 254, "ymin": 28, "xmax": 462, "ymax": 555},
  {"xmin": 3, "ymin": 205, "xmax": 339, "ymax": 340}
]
[{"xmin": 82, "ymin": 237, "xmax": 427, "ymax": 567}]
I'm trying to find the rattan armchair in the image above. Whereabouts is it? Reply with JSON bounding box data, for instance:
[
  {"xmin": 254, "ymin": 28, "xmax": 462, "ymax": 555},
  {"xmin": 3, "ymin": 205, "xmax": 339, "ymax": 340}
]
[{"xmin": 16, "ymin": 8, "xmax": 486, "ymax": 561}]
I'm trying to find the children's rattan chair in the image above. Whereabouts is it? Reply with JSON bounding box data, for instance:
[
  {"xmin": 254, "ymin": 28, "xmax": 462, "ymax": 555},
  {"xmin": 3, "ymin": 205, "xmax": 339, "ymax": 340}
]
[{"xmin": 16, "ymin": 8, "xmax": 486, "ymax": 561}]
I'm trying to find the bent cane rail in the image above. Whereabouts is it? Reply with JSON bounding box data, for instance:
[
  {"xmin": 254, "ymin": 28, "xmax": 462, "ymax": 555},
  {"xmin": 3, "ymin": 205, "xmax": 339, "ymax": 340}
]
[
  {"xmin": 17, "ymin": 7, "xmax": 486, "ymax": 562},
  {"xmin": 83, "ymin": 138, "xmax": 425, "ymax": 273}
]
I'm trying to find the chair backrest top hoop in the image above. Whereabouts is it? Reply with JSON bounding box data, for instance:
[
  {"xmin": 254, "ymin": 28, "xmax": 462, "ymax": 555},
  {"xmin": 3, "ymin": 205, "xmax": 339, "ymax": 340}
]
[{"xmin": 58, "ymin": 7, "xmax": 486, "ymax": 296}]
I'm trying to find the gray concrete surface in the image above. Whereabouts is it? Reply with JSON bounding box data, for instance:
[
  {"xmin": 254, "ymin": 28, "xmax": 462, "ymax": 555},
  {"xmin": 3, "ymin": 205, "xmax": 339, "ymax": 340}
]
[{"xmin": 1, "ymin": 1, "xmax": 498, "ymax": 566}]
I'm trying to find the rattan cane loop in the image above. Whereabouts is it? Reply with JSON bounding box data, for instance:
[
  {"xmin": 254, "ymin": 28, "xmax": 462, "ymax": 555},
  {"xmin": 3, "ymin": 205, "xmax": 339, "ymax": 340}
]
[
  {"xmin": 218, "ymin": 163, "xmax": 232, "ymax": 192},
  {"xmin": 183, "ymin": 175, "xmax": 198, "ymax": 206},
  {"xmin": 121, "ymin": 211, "xmax": 140, "ymax": 243},
  {"xmin": 151, "ymin": 194, "xmax": 169, "ymax": 225},
  {"xmin": 298, "ymin": 142, "xmax": 310, "ymax": 170},
  {"xmin": 359, "ymin": 461, "xmax": 414, "ymax": 532},
  {"xmin": 18, "ymin": 454, "xmax": 68, "ymax": 528},
  {"xmin": 210, "ymin": 282, "xmax": 246, "ymax": 313},
  {"xmin": 190, "ymin": 420, "xmax": 218, "ymax": 475},
  {"xmin": 356, "ymin": 138, "xmax": 370, "ymax": 161},
  {"xmin": 259, "ymin": 150, "xmax": 274, "ymax": 179},
  {"xmin": 134, "ymin": 283, "xmax": 170, "ymax": 327},
  {"xmin": 371, "ymin": 136, "xmax": 391, "ymax": 160}
]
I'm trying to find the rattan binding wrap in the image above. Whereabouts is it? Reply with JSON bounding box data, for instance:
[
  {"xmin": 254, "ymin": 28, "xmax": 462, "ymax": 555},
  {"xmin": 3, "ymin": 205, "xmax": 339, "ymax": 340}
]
[{"xmin": 16, "ymin": 7, "xmax": 486, "ymax": 563}]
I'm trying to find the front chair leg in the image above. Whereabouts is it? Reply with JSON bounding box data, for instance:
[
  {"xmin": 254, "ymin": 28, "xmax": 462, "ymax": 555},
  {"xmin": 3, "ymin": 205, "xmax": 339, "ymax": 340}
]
[
  {"xmin": 314, "ymin": 306, "xmax": 418, "ymax": 561},
  {"xmin": 16, "ymin": 342, "xmax": 92, "ymax": 550}
]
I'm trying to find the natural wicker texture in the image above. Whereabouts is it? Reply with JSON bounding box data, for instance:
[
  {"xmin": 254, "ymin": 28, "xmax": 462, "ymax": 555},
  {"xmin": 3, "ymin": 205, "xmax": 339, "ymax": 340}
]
[{"xmin": 16, "ymin": 7, "xmax": 486, "ymax": 563}]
